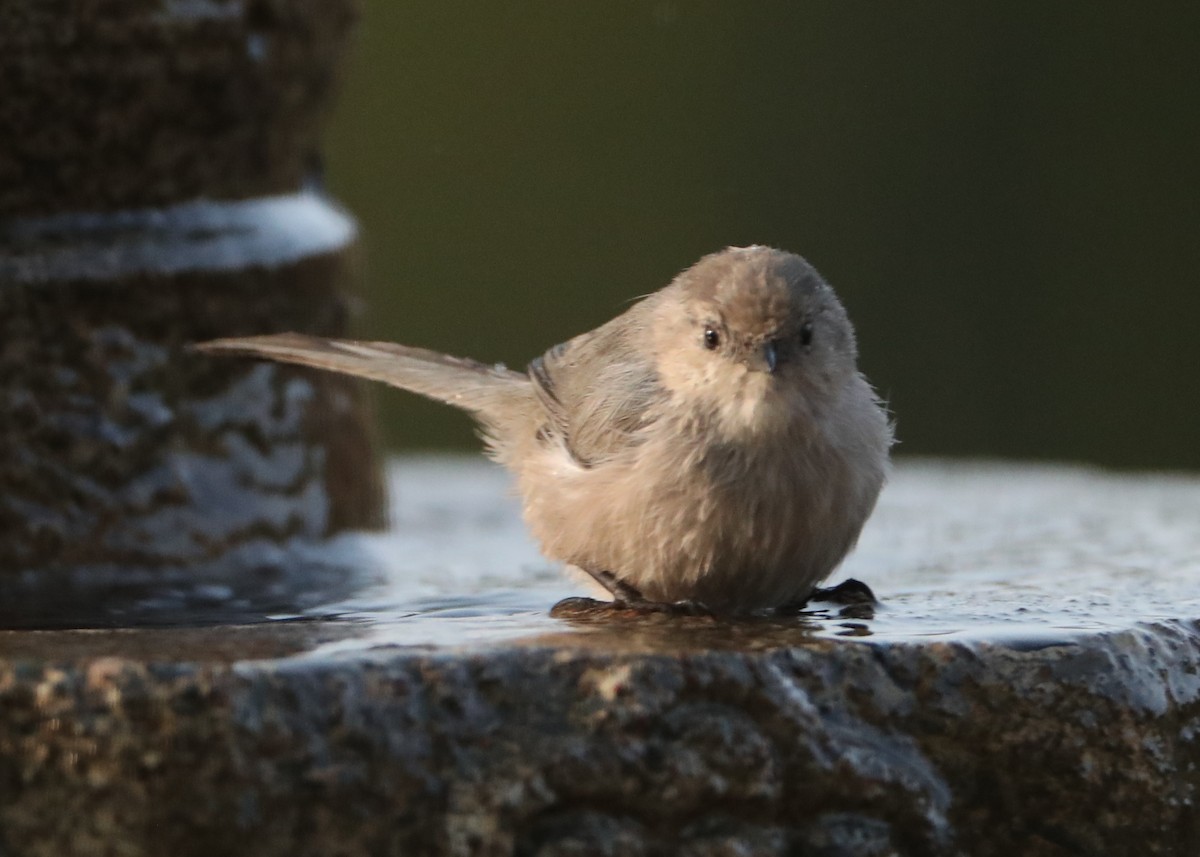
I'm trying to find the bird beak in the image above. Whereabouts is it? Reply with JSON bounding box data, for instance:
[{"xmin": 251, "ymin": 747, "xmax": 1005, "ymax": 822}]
[{"xmin": 762, "ymin": 341, "xmax": 779, "ymax": 374}]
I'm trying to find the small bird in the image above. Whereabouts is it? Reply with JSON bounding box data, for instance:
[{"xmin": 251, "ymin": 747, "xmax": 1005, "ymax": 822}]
[{"xmin": 196, "ymin": 246, "xmax": 892, "ymax": 614}]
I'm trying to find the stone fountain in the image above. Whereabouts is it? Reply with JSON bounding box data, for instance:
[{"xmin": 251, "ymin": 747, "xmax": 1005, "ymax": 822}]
[{"xmin": 2, "ymin": 5, "xmax": 1199, "ymax": 857}]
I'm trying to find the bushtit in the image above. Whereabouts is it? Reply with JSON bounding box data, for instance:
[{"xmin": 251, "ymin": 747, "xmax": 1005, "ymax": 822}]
[{"xmin": 196, "ymin": 246, "xmax": 892, "ymax": 614}]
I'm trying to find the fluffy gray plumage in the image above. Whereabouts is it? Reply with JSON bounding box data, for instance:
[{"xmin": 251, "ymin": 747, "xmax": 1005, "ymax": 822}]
[{"xmin": 196, "ymin": 246, "xmax": 892, "ymax": 612}]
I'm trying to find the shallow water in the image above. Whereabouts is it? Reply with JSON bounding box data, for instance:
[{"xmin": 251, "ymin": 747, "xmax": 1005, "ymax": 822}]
[{"xmin": 300, "ymin": 456, "xmax": 1200, "ymax": 658}]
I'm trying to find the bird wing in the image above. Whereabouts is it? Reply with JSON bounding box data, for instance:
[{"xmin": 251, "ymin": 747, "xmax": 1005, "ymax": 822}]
[{"xmin": 527, "ymin": 314, "xmax": 663, "ymax": 467}]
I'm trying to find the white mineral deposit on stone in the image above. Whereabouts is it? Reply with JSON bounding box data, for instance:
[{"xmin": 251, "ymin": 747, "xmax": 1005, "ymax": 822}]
[{"xmin": 0, "ymin": 193, "xmax": 355, "ymax": 284}]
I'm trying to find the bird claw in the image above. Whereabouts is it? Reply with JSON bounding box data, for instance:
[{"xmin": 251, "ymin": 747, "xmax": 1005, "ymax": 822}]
[
  {"xmin": 772, "ymin": 578, "xmax": 878, "ymax": 619},
  {"xmin": 615, "ymin": 597, "xmax": 716, "ymax": 617},
  {"xmin": 549, "ymin": 595, "xmax": 717, "ymax": 620},
  {"xmin": 808, "ymin": 578, "xmax": 877, "ymax": 606},
  {"xmin": 549, "ymin": 596, "xmax": 612, "ymax": 619},
  {"xmin": 562, "ymin": 568, "xmax": 878, "ymax": 621}
]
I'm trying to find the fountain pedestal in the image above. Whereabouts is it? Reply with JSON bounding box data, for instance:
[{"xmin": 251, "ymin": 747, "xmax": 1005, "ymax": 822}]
[{"xmin": 0, "ymin": 0, "xmax": 385, "ymax": 627}]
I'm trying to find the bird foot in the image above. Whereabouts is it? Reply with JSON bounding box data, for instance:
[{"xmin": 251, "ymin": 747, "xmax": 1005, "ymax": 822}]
[
  {"xmin": 549, "ymin": 596, "xmax": 717, "ymax": 620},
  {"xmin": 810, "ymin": 578, "xmax": 877, "ymax": 605},
  {"xmin": 568, "ymin": 567, "xmax": 719, "ymax": 618},
  {"xmin": 616, "ymin": 597, "xmax": 717, "ymax": 617},
  {"xmin": 777, "ymin": 578, "xmax": 878, "ymax": 620},
  {"xmin": 555, "ymin": 570, "xmax": 877, "ymax": 621}
]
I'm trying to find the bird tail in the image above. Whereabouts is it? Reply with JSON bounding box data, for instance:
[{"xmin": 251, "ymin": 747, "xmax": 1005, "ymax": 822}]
[{"xmin": 193, "ymin": 333, "xmax": 532, "ymax": 422}]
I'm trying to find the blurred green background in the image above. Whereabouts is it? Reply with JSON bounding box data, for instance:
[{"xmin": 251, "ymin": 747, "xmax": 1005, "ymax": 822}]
[{"xmin": 325, "ymin": 2, "xmax": 1199, "ymax": 469}]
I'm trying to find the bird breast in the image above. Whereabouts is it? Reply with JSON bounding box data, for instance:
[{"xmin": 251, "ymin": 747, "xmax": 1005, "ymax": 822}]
[{"xmin": 515, "ymin": 392, "xmax": 881, "ymax": 610}]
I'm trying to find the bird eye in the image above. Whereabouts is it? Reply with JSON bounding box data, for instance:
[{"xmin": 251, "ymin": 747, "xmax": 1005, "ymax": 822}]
[
  {"xmin": 703, "ymin": 326, "xmax": 721, "ymax": 350},
  {"xmin": 799, "ymin": 322, "xmax": 814, "ymax": 347}
]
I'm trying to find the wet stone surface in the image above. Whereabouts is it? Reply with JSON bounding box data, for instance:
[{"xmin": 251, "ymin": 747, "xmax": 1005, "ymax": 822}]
[{"xmin": 1, "ymin": 458, "xmax": 1200, "ymax": 856}]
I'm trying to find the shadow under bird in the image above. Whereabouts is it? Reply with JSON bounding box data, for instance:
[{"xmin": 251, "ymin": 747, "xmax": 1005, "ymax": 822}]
[{"xmin": 196, "ymin": 246, "xmax": 892, "ymax": 615}]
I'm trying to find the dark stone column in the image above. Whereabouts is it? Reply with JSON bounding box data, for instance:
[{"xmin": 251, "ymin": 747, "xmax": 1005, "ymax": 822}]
[{"xmin": 0, "ymin": 0, "xmax": 385, "ymax": 628}]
